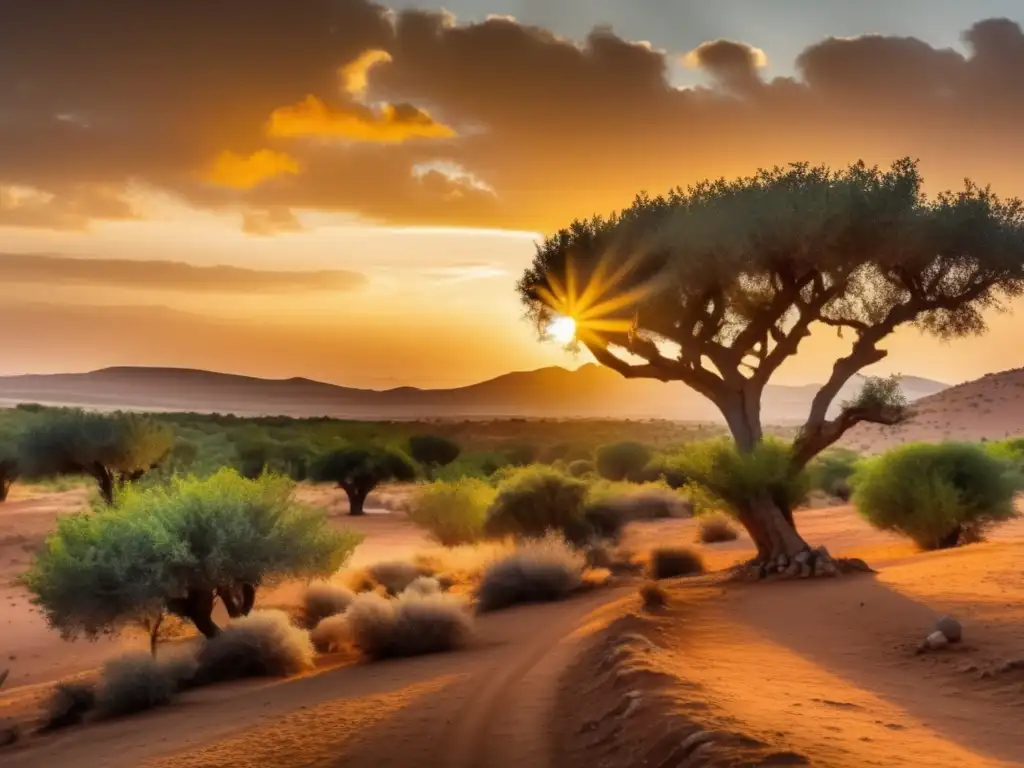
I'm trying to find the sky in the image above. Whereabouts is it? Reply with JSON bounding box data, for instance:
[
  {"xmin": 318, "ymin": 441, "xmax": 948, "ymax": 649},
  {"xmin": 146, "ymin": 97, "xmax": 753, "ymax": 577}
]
[{"xmin": 2, "ymin": 1, "xmax": 1024, "ymax": 388}]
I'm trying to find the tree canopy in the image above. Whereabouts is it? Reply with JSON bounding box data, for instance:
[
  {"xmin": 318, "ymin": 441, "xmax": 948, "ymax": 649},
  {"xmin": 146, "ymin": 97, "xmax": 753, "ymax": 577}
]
[
  {"xmin": 19, "ymin": 410, "xmax": 174, "ymax": 504},
  {"xmin": 22, "ymin": 469, "xmax": 361, "ymax": 642},
  {"xmin": 311, "ymin": 445, "xmax": 417, "ymax": 515},
  {"xmin": 517, "ymin": 159, "xmax": 1024, "ymax": 569},
  {"xmin": 408, "ymin": 434, "xmax": 461, "ymax": 469}
]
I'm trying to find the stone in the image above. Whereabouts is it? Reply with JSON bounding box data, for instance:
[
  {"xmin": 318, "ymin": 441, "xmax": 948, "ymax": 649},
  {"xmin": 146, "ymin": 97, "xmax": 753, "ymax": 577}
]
[
  {"xmin": 935, "ymin": 616, "xmax": 963, "ymax": 643},
  {"xmin": 799, "ymin": 563, "xmax": 813, "ymax": 578},
  {"xmin": 680, "ymin": 730, "xmax": 718, "ymax": 755},
  {"xmin": 794, "ymin": 550, "xmax": 812, "ymax": 565},
  {"xmin": 924, "ymin": 630, "xmax": 949, "ymax": 650}
]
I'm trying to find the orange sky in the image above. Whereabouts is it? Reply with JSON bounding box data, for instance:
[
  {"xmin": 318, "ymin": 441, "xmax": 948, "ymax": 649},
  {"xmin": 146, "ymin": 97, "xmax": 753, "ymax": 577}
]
[{"xmin": 3, "ymin": 3, "xmax": 1024, "ymax": 388}]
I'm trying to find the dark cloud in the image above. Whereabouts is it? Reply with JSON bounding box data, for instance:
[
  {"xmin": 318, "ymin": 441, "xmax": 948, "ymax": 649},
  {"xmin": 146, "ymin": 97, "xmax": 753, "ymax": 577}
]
[
  {"xmin": 0, "ymin": 253, "xmax": 367, "ymax": 292},
  {"xmin": 3, "ymin": 2, "xmax": 1024, "ymax": 232}
]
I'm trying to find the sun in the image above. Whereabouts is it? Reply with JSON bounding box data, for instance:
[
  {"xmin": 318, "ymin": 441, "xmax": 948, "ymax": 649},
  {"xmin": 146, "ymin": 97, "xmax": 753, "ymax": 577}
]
[{"xmin": 546, "ymin": 315, "xmax": 576, "ymax": 344}]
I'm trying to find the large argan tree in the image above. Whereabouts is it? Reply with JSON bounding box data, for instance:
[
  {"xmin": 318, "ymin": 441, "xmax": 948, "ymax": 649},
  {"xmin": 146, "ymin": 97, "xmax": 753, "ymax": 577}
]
[{"xmin": 518, "ymin": 159, "xmax": 1024, "ymax": 573}]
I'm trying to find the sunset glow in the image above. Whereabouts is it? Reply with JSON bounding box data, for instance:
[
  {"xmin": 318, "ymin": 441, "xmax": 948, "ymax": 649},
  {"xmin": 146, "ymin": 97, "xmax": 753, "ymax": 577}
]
[{"xmin": 547, "ymin": 315, "xmax": 577, "ymax": 345}]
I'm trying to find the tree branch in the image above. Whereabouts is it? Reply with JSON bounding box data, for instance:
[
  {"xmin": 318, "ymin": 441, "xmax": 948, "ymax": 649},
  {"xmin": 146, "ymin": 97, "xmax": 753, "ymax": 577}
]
[{"xmin": 790, "ymin": 402, "xmax": 907, "ymax": 472}]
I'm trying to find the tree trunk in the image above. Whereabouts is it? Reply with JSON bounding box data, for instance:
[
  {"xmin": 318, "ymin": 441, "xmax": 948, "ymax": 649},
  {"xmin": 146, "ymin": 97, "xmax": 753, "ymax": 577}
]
[
  {"xmin": 167, "ymin": 589, "xmax": 220, "ymax": 639},
  {"xmin": 936, "ymin": 526, "xmax": 962, "ymax": 550},
  {"xmin": 240, "ymin": 583, "xmax": 256, "ymax": 615},
  {"xmin": 149, "ymin": 613, "xmax": 163, "ymax": 657},
  {"xmin": 217, "ymin": 586, "xmax": 242, "ymax": 618},
  {"xmin": 0, "ymin": 478, "xmax": 9, "ymax": 503},
  {"xmin": 344, "ymin": 484, "xmax": 369, "ymax": 516},
  {"xmin": 92, "ymin": 463, "xmax": 115, "ymax": 506}
]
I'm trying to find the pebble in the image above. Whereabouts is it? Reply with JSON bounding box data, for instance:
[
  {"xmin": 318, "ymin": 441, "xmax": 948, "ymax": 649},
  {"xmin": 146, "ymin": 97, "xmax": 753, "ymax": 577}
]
[{"xmin": 935, "ymin": 616, "xmax": 962, "ymax": 643}]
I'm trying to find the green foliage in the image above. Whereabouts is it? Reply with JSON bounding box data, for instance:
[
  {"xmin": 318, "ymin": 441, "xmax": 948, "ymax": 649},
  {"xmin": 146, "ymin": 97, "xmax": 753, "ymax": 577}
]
[
  {"xmin": 806, "ymin": 448, "xmax": 862, "ymax": 499},
  {"xmin": 22, "ymin": 469, "xmax": 361, "ymax": 640},
  {"xmin": 484, "ymin": 465, "xmax": 590, "ymax": 541},
  {"xmin": 675, "ymin": 438, "xmax": 809, "ymax": 515},
  {"xmin": 19, "ymin": 410, "xmax": 174, "ymax": 502},
  {"xmin": 500, "ymin": 442, "xmax": 540, "ymax": 467},
  {"xmin": 567, "ymin": 458, "xmax": 595, "ymax": 478},
  {"xmin": 595, "ymin": 441, "xmax": 652, "ymax": 482},
  {"xmin": 408, "ymin": 434, "xmax": 461, "ymax": 468},
  {"xmin": 0, "ymin": 428, "xmax": 21, "ymax": 502},
  {"xmin": 311, "ymin": 444, "xmax": 417, "ymax": 514},
  {"xmin": 853, "ymin": 442, "xmax": 1018, "ymax": 550},
  {"xmin": 406, "ymin": 478, "xmax": 496, "ymax": 546},
  {"xmin": 842, "ymin": 375, "xmax": 908, "ymax": 413}
]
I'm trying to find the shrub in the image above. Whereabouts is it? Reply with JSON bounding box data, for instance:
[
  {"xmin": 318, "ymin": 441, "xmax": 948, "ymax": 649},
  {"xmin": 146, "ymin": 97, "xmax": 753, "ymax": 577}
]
[
  {"xmin": 406, "ymin": 479, "xmax": 495, "ymax": 546},
  {"xmin": 310, "ymin": 444, "xmax": 417, "ymax": 515},
  {"xmin": 95, "ymin": 654, "xmax": 178, "ymax": 719},
  {"xmin": 567, "ymin": 459, "xmax": 595, "ymax": 478},
  {"xmin": 366, "ymin": 560, "xmax": 430, "ymax": 596},
  {"xmin": 411, "ymin": 540, "xmax": 516, "ymax": 588},
  {"xmin": 41, "ymin": 680, "xmax": 96, "ymax": 730},
  {"xmin": 403, "ymin": 576, "xmax": 442, "ymax": 596},
  {"xmin": 697, "ymin": 515, "xmax": 739, "ymax": 544},
  {"xmin": 302, "ymin": 582, "xmax": 355, "ymax": 627},
  {"xmin": 639, "ymin": 582, "xmax": 668, "ymax": 611},
  {"xmin": 408, "ymin": 435, "xmax": 461, "ymax": 470},
  {"xmin": 310, "ymin": 614, "xmax": 350, "ymax": 653},
  {"xmin": 194, "ymin": 610, "xmax": 315, "ymax": 684},
  {"xmin": 674, "ymin": 438, "xmax": 809, "ymax": 516},
  {"xmin": 648, "ymin": 547, "xmax": 705, "ymax": 580},
  {"xmin": 346, "ymin": 592, "xmax": 473, "ymax": 660},
  {"xmin": 807, "ymin": 448, "xmax": 861, "ymax": 499},
  {"xmin": 581, "ymin": 483, "xmax": 690, "ymax": 544},
  {"xmin": 595, "ymin": 442, "xmax": 652, "ymax": 482},
  {"xmin": 476, "ymin": 536, "xmax": 585, "ymax": 612},
  {"xmin": 853, "ymin": 442, "xmax": 1018, "ymax": 550},
  {"xmin": 484, "ymin": 466, "xmax": 589, "ymax": 541},
  {"xmin": 22, "ymin": 470, "xmax": 361, "ymax": 642}
]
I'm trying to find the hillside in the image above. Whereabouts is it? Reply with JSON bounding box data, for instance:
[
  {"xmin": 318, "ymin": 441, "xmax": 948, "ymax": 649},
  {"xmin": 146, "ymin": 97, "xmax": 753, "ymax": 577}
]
[
  {"xmin": 0, "ymin": 364, "xmax": 945, "ymax": 423},
  {"xmin": 842, "ymin": 367, "xmax": 1024, "ymax": 452}
]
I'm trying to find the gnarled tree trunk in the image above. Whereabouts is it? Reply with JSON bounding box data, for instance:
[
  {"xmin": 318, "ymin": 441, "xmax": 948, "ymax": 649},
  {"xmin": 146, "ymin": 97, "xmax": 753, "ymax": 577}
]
[
  {"xmin": 168, "ymin": 588, "xmax": 220, "ymax": 639},
  {"xmin": 342, "ymin": 482, "xmax": 370, "ymax": 516}
]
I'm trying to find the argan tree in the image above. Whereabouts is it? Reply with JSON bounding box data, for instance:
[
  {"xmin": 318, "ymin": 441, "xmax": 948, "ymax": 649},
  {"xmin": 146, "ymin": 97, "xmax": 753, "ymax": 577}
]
[
  {"xmin": 19, "ymin": 410, "xmax": 174, "ymax": 504},
  {"xmin": 518, "ymin": 159, "xmax": 1024, "ymax": 574},
  {"xmin": 408, "ymin": 434, "xmax": 461, "ymax": 477},
  {"xmin": 311, "ymin": 445, "xmax": 417, "ymax": 515},
  {"xmin": 22, "ymin": 469, "xmax": 361, "ymax": 644}
]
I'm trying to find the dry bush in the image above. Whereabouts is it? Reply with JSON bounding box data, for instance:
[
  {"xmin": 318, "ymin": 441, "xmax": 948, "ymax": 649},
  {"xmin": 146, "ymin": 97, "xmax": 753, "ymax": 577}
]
[
  {"xmin": 403, "ymin": 576, "xmax": 442, "ymax": 596},
  {"xmin": 648, "ymin": 547, "xmax": 705, "ymax": 580},
  {"xmin": 194, "ymin": 610, "xmax": 315, "ymax": 684},
  {"xmin": 476, "ymin": 535, "xmax": 585, "ymax": 612},
  {"xmin": 346, "ymin": 592, "xmax": 474, "ymax": 660},
  {"xmin": 579, "ymin": 567, "xmax": 613, "ymax": 591},
  {"xmin": 95, "ymin": 654, "xmax": 178, "ymax": 719},
  {"xmin": 311, "ymin": 614, "xmax": 350, "ymax": 653},
  {"xmin": 697, "ymin": 515, "xmax": 739, "ymax": 544},
  {"xmin": 366, "ymin": 560, "xmax": 431, "ymax": 595},
  {"xmin": 41, "ymin": 680, "xmax": 96, "ymax": 731},
  {"xmin": 639, "ymin": 582, "xmax": 668, "ymax": 610},
  {"xmin": 302, "ymin": 581, "xmax": 355, "ymax": 626},
  {"xmin": 411, "ymin": 540, "xmax": 516, "ymax": 589},
  {"xmin": 161, "ymin": 653, "xmax": 199, "ymax": 691}
]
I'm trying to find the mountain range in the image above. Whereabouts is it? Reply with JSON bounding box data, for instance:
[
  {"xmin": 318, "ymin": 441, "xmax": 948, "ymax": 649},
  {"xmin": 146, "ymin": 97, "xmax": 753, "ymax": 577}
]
[{"xmin": 0, "ymin": 364, "xmax": 948, "ymax": 424}]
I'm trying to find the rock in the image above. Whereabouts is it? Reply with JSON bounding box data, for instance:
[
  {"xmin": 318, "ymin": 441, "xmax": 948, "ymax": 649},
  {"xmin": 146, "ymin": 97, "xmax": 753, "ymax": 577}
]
[
  {"xmin": 799, "ymin": 563, "xmax": 813, "ymax": 578},
  {"xmin": 794, "ymin": 550, "xmax": 812, "ymax": 565},
  {"xmin": 935, "ymin": 616, "xmax": 962, "ymax": 643},
  {"xmin": 680, "ymin": 730, "xmax": 718, "ymax": 756},
  {"xmin": 924, "ymin": 630, "xmax": 949, "ymax": 650}
]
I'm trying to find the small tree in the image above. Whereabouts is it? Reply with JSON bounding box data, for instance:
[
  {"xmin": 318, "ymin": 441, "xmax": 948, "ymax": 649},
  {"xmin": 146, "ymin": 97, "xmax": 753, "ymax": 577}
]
[
  {"xmin": 21, "ymin": 469, "xmax": 361, "ymax": 644},
  {"xmin": 0, "ymin": 438, "xmax": 18, "ymax": 502},
  {"xmin": 853, "ymin": 443, "xmax": 1017, "ymax": 550},
  {"xmin": 311, "ymin": 445, "xmax": 417, "ymax": 515},
  {"xmin": 518, "ymin": 159, "xmax": 1024, "ymax": 572},
  {"xmin": 19, "ymin": 410, "xmax": 174, "ymax": 504},
  {"xmin": 408, "ymin": 435, "xmax": 461, "ymax": 478},
  {"xmin": 595, "ymin": 441, "xmax": 652, "ymax": 482}
]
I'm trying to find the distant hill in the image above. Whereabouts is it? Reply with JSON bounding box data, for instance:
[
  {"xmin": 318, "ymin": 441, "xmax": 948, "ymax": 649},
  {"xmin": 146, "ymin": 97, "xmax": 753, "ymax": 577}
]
[
  {"xmin": 842, "ymin": 368, "xmax": 1024, "ymax": 453},
  {"xmin": 0, "ymin": 364, "xmax": 947, "ymax": 423}
]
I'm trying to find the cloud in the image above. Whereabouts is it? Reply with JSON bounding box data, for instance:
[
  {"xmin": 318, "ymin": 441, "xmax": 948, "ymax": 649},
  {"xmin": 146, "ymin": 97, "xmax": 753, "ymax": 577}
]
[
  {"xmin": 267, "ymin": 95, "xmax": 455, "ymax": 142},
  {"xmin": 341, "ymin": 48, "xmax": 394, "ymax": 97},
  {"xmin": 0, "ymin": 185, "xmax": 137, "ymax": 230},
  {"xmin": 4, "ymin": 4, "xmax": 1024, "ymax": 232},
  {"xmin": 0, "ymin": 253, "xmax": 366, "ymax": 293},
  {"xmin": 205, "ymin": 149, "xmax": 300, "ymax": 189},
  {"xmin": 241, "ymin": 207, "xmax": 304, "ymax": 236}
]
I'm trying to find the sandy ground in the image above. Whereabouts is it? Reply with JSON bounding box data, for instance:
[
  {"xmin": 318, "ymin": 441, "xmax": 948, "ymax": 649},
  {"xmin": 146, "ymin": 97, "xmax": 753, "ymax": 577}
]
[{"xmin": 2, "ymin": 486, "xmax": 1024, "ymax": 766}]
